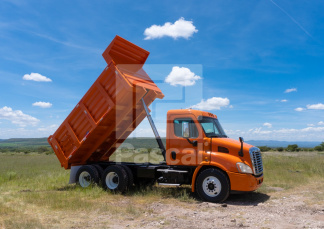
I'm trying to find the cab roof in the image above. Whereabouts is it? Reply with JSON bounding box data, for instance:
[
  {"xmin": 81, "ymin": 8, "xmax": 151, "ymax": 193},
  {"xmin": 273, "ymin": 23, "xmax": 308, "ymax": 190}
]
[{"xmin": 167, "ymin": 109, "xmax": 218, "ymax": 119}]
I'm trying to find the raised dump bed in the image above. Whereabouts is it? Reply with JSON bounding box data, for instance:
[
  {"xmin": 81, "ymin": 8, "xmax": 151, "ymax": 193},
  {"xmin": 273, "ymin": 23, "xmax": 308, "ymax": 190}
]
[{"xmin": 48, "ymin": 36, "xmax": 164, "ymax": 169}]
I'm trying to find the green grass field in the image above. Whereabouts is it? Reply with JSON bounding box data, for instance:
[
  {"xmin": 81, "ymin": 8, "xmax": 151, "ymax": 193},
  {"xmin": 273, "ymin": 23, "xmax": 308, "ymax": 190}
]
[
  {"xmin": 0, "ymin": 151, "xmax": 323, "ymax": 228},
  {"xmin": 259, "ymin": 152, "xmax": 324, "ymax": 191}
]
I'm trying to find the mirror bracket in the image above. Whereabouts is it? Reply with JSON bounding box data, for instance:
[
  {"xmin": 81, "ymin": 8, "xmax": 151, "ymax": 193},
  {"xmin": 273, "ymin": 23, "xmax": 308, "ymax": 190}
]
[
  {"xmin": 186, "ymin": 138, "xmax": 198, "ymax": 147},
  {"xmin": 238, "ymin": 137, "xmax": 244, "ymax": 157}
]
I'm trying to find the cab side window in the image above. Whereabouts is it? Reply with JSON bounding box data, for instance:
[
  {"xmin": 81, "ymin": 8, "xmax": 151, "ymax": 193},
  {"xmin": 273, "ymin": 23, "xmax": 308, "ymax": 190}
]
[{"xmin": 174, "ymin": 118, "xmax": 199, "ymax": 138}]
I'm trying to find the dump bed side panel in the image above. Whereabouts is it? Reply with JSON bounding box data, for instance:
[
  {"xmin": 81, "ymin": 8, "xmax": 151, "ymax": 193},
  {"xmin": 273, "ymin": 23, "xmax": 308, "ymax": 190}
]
[{"xmin": 48, "ymin": 36, "xmax": 163, "ymax": 169}]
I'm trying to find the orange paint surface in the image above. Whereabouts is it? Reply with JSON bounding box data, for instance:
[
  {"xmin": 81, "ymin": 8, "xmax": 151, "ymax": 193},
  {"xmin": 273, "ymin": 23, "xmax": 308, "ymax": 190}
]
[{"xmin": 48, "ymin": 36, "xmax": 164, "ymax": 169}]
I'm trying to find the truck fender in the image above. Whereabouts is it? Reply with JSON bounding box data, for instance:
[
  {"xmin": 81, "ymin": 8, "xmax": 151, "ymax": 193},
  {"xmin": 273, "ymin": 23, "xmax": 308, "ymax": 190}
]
[{"xmin": 191, "ymin": 162, "xmax": 228, "ymax": 192}]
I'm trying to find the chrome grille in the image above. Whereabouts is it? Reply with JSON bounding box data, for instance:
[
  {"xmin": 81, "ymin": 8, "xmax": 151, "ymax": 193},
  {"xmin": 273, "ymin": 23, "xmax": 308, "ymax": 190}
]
[{"xmin": 249, "ymin": 147, "xmax": 263, "ymax": 175}]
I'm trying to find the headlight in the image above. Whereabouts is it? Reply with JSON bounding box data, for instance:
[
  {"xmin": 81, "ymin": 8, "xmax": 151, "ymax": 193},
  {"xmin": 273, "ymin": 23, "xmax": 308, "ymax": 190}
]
[{"xmin": 236, "ymin": 162, "xmax": 253, "ymax": 174}]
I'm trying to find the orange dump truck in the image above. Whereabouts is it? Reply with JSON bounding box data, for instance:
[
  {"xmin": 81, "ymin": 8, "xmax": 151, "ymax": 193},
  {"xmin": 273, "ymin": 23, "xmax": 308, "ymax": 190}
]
[{"xmin": 48, "ymin": 35, "xmax": 263, "ymax": 202}]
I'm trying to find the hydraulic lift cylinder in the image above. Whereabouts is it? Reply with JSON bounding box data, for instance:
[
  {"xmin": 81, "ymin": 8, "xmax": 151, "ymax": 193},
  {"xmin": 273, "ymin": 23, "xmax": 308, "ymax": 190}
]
[{"xmin": 141, "ymin": 98, "xmax": 166, "ymax": 161}]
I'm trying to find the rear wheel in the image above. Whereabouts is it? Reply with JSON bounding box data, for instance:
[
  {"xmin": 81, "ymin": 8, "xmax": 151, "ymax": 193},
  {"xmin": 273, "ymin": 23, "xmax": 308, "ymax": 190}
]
[
  {"xmin": 120, "ymin": 165, "xmax": 134, "ymax": 190},
  {"xmin": 93, "ymin": 164, "xmax": 104, "ymax": 182},
  {"xmin": 102, "ymin": 165, "xmax": 128, "ymax": 193},
  {"xmin": 76, "ymin": 165, "xmax": 99, "ymax": 188},
  {"xmin": 196, "ymin": 168, "xmax": 230, "ymax": 203}
]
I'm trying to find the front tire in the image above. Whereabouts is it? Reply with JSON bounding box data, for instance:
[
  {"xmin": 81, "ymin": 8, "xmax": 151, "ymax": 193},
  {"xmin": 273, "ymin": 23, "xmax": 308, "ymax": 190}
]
[{"xmin": 196, "ymin": 168, "xmax": 230, "ymax": 203}]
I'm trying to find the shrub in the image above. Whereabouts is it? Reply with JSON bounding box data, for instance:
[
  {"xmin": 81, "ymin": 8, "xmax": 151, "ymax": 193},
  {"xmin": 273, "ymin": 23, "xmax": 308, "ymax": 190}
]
[
  {"xmin": 0, "ymin": 148, "xmax": 8, "ymax": 153},
  {"xmin": 37, "ymin": 146, "xmax": 50, "ymax": 153},
  {"xmin": 314, "ymin": 146, "xmax": 323, "ymax": 151},
  {"xmin": 277, "ymin": 147, "xmax": 284, "ymax": 152},
  {"xmin": 258, "ymin": 146, "xmax": 272, "ymax": 152},
  {"xmin": 286, "ymin": 144, "xmax": 298, "ymax": 152}
]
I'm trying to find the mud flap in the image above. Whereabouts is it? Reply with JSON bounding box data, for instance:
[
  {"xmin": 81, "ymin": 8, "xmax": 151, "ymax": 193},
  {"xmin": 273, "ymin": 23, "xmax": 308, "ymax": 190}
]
[{"xmin": 69, "ymin": 165, "xmax": 82, "ymax": 184}]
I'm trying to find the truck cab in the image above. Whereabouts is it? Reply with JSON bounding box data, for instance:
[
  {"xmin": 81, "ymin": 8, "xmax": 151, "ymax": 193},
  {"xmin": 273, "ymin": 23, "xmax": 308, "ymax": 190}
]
[{"xmin": 165, "ymin": 109, "xmax": 263, "ymax": 201}]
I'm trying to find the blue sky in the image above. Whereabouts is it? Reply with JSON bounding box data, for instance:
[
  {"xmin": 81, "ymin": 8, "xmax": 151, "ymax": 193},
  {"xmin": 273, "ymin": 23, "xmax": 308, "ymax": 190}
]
[{"xmin": 0, "ymin": 0, "xmax": 324, "ymax": 141}]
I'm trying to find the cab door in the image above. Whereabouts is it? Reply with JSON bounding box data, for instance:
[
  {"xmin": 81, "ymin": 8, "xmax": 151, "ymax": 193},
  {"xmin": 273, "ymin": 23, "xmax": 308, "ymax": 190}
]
[{"xmin": 166, "ymin": 115, "xmax": 202, "ymax": 166}]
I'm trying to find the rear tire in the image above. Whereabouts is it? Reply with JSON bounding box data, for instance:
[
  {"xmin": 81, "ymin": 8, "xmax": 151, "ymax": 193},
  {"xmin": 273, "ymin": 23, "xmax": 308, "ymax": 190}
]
[
  {"xmin": 196, "ymin": 168, "xmax": 230, "ymax": 203},
  {"xmin": 93, "ymin": 164, "xmax": 104, "ymax": 182},
  {"xmin": 102, "ymin": 165, "xmax": 128, "ymax": 193},
  {"xmin": 120, "ymin": 165, "xmax": 134, "ymax": 190},
  {"xmin": 76, "ymin": 165, "xmax": 99, "ymax": 188}
]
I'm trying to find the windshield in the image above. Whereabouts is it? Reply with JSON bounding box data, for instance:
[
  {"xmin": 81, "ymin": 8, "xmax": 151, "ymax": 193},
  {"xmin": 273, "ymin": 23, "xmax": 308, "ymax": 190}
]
[{"xmin": 198, "ymin": 116, "xmax": 227, "ymax": 138}]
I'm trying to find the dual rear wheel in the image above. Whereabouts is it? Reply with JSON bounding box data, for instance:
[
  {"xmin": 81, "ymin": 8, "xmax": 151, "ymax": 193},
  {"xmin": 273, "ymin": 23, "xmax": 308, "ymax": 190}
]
[
  {"xmin": 76, "ymin": 165, "xmax": 99, "ymax": 188},
  {"xmin": 102, "ymin": 165, "xmax": 130, "ymax": 193},
  {"xmin": 76, "ymin": 164, "xmax": 134, "ymax": 193}
]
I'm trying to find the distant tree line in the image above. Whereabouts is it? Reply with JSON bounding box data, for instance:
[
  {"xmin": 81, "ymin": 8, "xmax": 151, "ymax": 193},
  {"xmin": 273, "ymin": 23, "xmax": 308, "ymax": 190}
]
[
  {"xmin": 0, "ymin": 146, "xmax": 54, "ymax": 154},
  {"xmin": 258, "ymin": 142, "xmax": 324, "ymax": 152}
]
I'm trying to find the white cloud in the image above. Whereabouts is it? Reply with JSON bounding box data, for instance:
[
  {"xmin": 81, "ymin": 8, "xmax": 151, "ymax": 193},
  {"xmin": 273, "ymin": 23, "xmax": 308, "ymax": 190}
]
[
  {"xmin": 306, "ymin": 103, "xmax": 324, "ymax": 110},
  {"xmin": 0, "ymin": 124, "xmax": 59, "ymax": 139},
  {"xmin": 263, "ymin": 122, "xmax": 272, "ymax": 128},
  {"xmin": 276, "ymin": 128, "xmax": 298, "ymax": 134},
  {"xmin": 251, "ymin": 126, "xmax": 324, "ymax": 134},
  {"xmin": 318, "ymin": 121, "xmax": 324, "ymax": 125},
  {"xmin": 284, "ymin": 88, "xmax": 297, "ymax": 93},
  {"xmin": 165, "ymin": 66, "xmax": 201, "ymax": 86},
  {"xmin": 144, "ymin": 17, "xmax": 198, "ymax": 40},
  {"xmin": 307, "ymin": 124, "xmax": 315, "ymax": 127},
  {"xmin": 130, "ymin": 127, "xmax": 166, "ymax": 138},
  {"xmin": 226, "ymin": 126, "xmax": 324, "ymax": 141},
  {"xmin": 248, "ymin": 127, "xmax": 272, "ymax": 134},
  {"xmin": 295, "ymin": 107, "xmax": 304, "ymax": 112},
  {"xmin": 37, "ymin": 124, "xmax": 58, "ymax": 132},
  {"xmin": 32, "ymin": 102, "xmax": 52, "ymax": 108},
  {"xmin": 23, "ymin": 73, "xmax": 52, "ymax": 82},
  {"xmin": 280, "ymin": 99, "xmax": 288, "ymax": 102},
  {"xmin": 0, "ymin": 106, "xmax": 39, "ymax": 127},
  {"xmin": 191, "ymin": 97, "xmax": 230, "ymax": 111}
]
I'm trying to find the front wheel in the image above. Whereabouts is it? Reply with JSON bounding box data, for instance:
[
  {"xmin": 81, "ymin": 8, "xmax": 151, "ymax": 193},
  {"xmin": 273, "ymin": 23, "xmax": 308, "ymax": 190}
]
[{"xmin": 196, "ymin": 168, "xmax": 230, "ymax": 203}]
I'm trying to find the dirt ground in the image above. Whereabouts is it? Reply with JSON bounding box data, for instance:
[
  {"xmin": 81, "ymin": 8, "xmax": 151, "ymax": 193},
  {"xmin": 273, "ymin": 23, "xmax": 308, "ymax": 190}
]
[
  {"xmin": 1, "ymin": 183, "xmax": 324, "ymax": 229},
  {"xmin": 46, "ymin": 184, "xmax": 323, "ymax": 229},
  {"xmin": 91, "ymin": 187, "xmax": 324, "ymax": 229}
]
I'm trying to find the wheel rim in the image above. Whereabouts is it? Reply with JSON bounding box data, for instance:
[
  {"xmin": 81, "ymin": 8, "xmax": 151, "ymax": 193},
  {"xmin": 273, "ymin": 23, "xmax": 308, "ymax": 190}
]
[
  {"xmin": 106, "ymin": 172, "xmax": 119, "ymax": 189},
  {"xmin": 202, "ymin": 176, "xmax": 222, "ymax": 197},
  {"xmin": 79, "ymin": 171, "xmax": 91, "ymax": 188}
]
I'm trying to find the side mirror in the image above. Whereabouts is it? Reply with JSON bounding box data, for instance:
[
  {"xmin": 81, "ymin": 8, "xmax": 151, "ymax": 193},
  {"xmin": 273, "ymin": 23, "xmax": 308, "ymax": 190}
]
[{"xmin": 238, "ymin": 137, "xmax": 244, "ymax": 157}]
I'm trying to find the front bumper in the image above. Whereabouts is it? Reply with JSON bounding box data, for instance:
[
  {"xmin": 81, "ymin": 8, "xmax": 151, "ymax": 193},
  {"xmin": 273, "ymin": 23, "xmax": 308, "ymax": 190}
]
[{"xmin": 227, "ymin": 171, "xmax": 263, "ymax": 192}]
